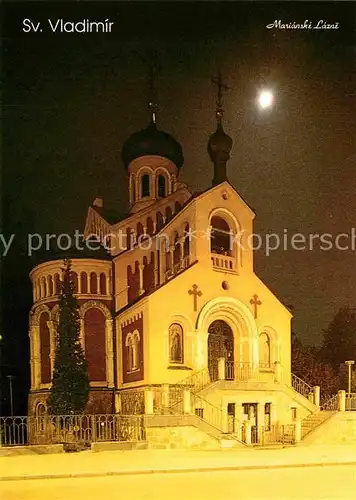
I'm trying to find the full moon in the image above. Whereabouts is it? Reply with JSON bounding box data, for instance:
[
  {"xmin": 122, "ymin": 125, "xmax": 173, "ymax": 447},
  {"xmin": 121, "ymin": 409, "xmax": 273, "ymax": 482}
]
[{"xmin": 258, "ymin": 90, "xmax": 274, "ymax": 109}]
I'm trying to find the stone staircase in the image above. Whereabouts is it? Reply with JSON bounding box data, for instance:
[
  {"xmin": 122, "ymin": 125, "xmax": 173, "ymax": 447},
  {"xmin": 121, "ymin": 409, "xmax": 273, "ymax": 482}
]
[{"xmin": 301, "ymin": 411, "xmax": 335, "ymax": 439}]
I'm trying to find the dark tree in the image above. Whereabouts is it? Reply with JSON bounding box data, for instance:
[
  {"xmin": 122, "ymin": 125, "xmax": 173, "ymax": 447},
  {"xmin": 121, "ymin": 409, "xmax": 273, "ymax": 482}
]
[
  {"xmin": 291, "ymin": 333, "xmax": 339, "ymax": 401},
  {"xmin": 47, "ymin": 259, "xmax": 90, "ymax": 415},
  {"xmin": 320, "ymin": 307, "xmax": 356, "ymax": 371}
]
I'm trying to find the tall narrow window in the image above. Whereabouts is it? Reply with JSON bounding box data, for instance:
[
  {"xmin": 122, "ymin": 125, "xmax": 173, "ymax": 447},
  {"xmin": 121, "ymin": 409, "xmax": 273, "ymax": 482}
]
[
  {"xmin": 169, "ymin": 323, "xmax": 184, "ymax": 364},
  {"xmin": 158, "ymin": 175, "xmax": 166, "ymax": 198},
  {"xmin": 141, "ymin": 174, "xmax": 150, "ymax": 198},
  {"xmin": 259, "ymin": 333, "xmax": 271, "ymax": 367},
  {"xmin": 210, "ymin": 216, "xmax": 232, "ymax": 256},
  {"xmin": 126, "ymin": 331, "xmax": 140, "ymax": 372}
]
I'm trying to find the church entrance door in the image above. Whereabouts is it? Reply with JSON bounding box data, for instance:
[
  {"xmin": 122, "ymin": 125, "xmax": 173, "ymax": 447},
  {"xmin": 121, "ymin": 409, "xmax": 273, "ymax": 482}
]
[{"xmin": 207, "ymin": 320, "xmax": 234, "ymax": 381}]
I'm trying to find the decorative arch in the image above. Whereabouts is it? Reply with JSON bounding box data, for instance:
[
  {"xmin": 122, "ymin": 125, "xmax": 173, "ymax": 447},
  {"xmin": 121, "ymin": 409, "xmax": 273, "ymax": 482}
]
[
  {"xmin": 209, "ymin": 208, "xmax": 242, "ymax": 263},
  {"xmin": 196, "ymin": 297, "xmax": 258, "ymax": 367},
  {"xmin": 79, "ymin": 300, "xmax": 111, "ymax": 320},
  {"xmin": 31, "ymin": 304, "xmax": 51, "ymax": 327}
]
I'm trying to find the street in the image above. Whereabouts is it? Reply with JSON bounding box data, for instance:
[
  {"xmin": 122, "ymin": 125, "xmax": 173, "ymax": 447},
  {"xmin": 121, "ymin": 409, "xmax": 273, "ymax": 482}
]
[{"xmin": 2, "ymin": 464, "xmax": 356, "ymax": 500}]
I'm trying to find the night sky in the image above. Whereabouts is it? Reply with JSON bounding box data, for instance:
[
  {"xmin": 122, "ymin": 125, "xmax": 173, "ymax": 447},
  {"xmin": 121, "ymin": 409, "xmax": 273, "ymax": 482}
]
[{"xmin": 1, "ymin": 1, "xmax": 355, "ymax": 412}]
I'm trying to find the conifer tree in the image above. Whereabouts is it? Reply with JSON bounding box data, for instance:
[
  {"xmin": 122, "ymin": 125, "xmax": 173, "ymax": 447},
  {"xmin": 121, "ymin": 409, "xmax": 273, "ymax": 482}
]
[{"xmin": 47, "ymin": 259, "xmax": 90, "ymax": 414}]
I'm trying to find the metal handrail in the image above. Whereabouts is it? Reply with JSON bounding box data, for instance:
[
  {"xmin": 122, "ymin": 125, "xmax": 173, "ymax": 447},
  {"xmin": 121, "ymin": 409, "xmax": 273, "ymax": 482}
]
[
  {"xmin": 320, "ymin": 393, "xmax": 338, "ymax": 411},
  {"xmin": 291, "ymin": 373, "xmax": 313, "ymax": 399}
]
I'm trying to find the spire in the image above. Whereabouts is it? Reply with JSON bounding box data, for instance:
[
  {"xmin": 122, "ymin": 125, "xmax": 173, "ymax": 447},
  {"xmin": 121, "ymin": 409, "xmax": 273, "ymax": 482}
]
[
  {"xmin": 147, "ymin": 52, "xmax": 161, "ymax": 125},
  {"xmin": 212, "ymin": 69, "xmax": 228, "ymax": 126},
  {"xmin": 208, "ymin": 69, "xmax": 233, "ymax": 186}
]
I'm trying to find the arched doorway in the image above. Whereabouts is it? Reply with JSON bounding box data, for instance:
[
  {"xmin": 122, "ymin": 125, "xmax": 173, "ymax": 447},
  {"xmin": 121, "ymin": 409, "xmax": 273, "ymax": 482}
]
[{"xmin": 207, "ymin": 320, "xmax": 234, "ymax": 381}]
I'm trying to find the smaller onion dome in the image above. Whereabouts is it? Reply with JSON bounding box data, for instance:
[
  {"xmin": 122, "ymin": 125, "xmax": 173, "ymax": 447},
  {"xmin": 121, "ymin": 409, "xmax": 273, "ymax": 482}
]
[
  {"xmin": 121, "ymin": 122, "xmax": 184, "ymax": 169},
  {"xmin": 208, "ymin": 122, "xmax": 233, "ymax": 164}
]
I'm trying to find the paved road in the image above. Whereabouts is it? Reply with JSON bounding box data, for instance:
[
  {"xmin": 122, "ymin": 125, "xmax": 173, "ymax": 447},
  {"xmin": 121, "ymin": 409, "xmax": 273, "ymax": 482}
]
[{"xmin": 2, "ymin": 464, "xmax": 356, "ymax": 500}]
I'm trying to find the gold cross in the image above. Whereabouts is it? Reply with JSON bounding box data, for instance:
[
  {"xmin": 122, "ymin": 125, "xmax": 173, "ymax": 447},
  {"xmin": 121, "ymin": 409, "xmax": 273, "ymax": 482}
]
[
  {"xmin": 188, "ymin": 284, "xmax": 202, "ymax": 312},
  {"xmin": 250, "ymin": 294, "xmax": 262, "ymax": 319}
]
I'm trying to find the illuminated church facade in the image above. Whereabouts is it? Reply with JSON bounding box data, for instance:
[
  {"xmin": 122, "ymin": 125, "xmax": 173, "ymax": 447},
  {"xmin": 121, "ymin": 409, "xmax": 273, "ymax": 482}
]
[{"xmin": 28, "ymin": 83, "xmax": 319, "ymax": 445}]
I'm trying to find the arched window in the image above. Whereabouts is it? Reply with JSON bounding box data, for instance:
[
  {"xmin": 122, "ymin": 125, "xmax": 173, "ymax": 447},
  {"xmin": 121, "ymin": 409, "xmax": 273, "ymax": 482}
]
[
  {"xmin": 90, "ymin": 272, "xmax": 97, "ymax": 294},
  {"xmin": 126, "ymin": 330, "xmax": 140, "ymax": 372},
  {"xmin": 183, "ymin": 223, "xmax": 190, "ymax": 258},
  {"xmin": 259, "ymin": 333, "xmax": 271, "ymax": 367},
  {"xmin": 54, "ymin": 273, "xmax": 61, "ymax": 295},
  {"xmin": 210, "ymin": 216, "xmax": 232, "ymax": 256},
  {"xmin": 39, "ymin": 312, "xmax": 51, "ymax": 384},
  {"xmin": 158, "ymin": 175, "xmax": 166, "ymax": 198},
  {"xmin": 71, "ymin": 272, "xmax": 78, "ymax": 293},
  {"xmin": 146, "ymin": 217, "xmax": 154, "ymax": 236},
  {"xmin": 165, "ymin": 206, "xmax": 172, "ymax": 222},
  {"xmin": 84, "ymin": 308, "xmax": 106, "ymax": 381},
  {"xmin": 42, "ymin": 277, "xmax": 47, "ymax": 297},
  {"xmin": 169, "ymin": 323, "xmax": 184, "ymax": 364},
  {"xmin": 174, "ymin": 201, "xmax": 182, "ymax": 213},
  {"xmin": 173, "ymin": 232, "xmax": 181, "ymax": 268},
  {"xmin": 141, "ymin": 174, "xmax": 150, "ymax": 198},
  {"xmin": 100, "ymin": 273, "xmax": 107, "ymax": 294},
  {"xmin": 80, "ymin": 272, "xmax": 88, "ymax": 294},
  {"xmin": 35, "ymin": 402, "xmax": 47, "ymax": 432},
  {"xmin": 156, "ymin": 212, "xmax": 164, "ymax": 231},
  {"xmin": 48, "ymin": 276, "xmax": 54, "ymax": 296}
]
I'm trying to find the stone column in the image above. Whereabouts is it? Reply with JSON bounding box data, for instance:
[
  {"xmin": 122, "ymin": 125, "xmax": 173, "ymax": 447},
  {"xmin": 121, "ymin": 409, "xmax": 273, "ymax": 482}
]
[
  {"xmin": 244, "ymin": 420, "xmax": 252, "ymax": 445},
  {"xmin": 96, "ymin": 274, "xmax": 100, "ymax": 294},
  {"xmin": 115, "ymin": 393, "xmax": 121, "ymax": 414},
  {"xmin": 105, "ymin": 319, "xmax": 114, "ymax": 388},
  {"xmin": 274, "ymin": 361, "xmax": 281, "ymax": 383},
  {"xmin": 144, "ymin": 389, "xmax": 154, "ymax": 415},
  {"xmin": 257, "ymin": 403, "xmax": 265, "ymax": 436},
  {"xmin": 153, "ymin": 221, "xmax": 157, "ymax": 234},
  {"xmin": 183, "ymin": 389, "xmax": 191, "ymax": 414},
  {"xmin": 159, "ymin": 240, "xmax": 165, "ymax": 283},
  {"xmin": 138, "ymin": 263, "xmax": 145, "ymax": 295},
  {"xmin": 32, "ymin": 326, "xmax": 41, "ymax": 388},
  {"xmin": 338, "ymin": 390, "xmax": 346, "ymax": 411},
  {"xmin": 294, "ymin": 418, "xmax": 302, "ymax": 443},
  {"xmin": 313, "ymin": 386, "xmax": 320, "ymax": 408},
  {"xmin": 29, "ymin": 330, "xmax": 35, "ymax": 389},
  {"xmin": 218, "ymin": 357, "xmax": 226, "ymax": 380},
  {"xmin": 270, "ymin": 403, "xmax": 277, "ymax": 426},
  {"xmin": 179, "ymin": 237, "xmax": 185, "ymax": 268},
  {"xmin": 169, "ymin": 245, "xmax": 174, "ymax": 273}
]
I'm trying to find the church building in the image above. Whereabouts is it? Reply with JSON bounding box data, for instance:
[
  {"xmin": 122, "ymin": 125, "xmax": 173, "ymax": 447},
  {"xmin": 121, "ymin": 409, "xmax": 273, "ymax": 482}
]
[{"xmin": 28, "ymin": 78, "xmax": 319, "ymax": 446}]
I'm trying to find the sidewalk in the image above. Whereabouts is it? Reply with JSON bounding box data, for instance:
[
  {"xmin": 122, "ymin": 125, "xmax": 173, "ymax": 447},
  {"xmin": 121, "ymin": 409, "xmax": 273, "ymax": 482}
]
[{"xmin": 1, "ymin": 444, "xmax": 356, "ymax": 481}]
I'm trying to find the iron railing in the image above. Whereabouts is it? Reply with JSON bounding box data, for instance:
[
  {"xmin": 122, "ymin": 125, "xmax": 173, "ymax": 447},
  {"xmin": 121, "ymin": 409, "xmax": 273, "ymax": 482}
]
[
  {"xmin": 225, "ymin": 362, "xmax": 275, "ymax": 382},
  {"xmin": 0, "ymin": 414, "xmax": 145, "ymax": 447},
  {"xmin": 250, "ymin": 424, "xmax": 296, "ymax": 445},
  {"xmin": 192, "ymin": 394, "xmax": 226, "ymax": 431},
  {"xmin": 320, "ymin": 393, "xmax": 338, "ymax": 411},
  {"xmin": 291, "ymin": 373, "xmax": 313, "ymax": 400}
]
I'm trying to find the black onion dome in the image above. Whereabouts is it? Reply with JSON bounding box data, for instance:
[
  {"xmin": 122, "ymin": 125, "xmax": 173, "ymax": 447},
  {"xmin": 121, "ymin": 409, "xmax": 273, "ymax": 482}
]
[
  {"xmin": 121, "ymin": 122, "xmax": 184, "ymax": 169},
  {"xmin": 208, "ymin": 122, "xmax": 233, "ymax": 163}
]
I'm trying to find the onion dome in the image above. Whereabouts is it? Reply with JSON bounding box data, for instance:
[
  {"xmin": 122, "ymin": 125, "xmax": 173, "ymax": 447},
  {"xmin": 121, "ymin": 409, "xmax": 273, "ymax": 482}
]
[
  {"xmin": 121, "ymin": 122, "xmax": 184, "ymax": 169},
  {"xmin": 208, "ymin": 111, "xmax": 233, "ymax": 186}
]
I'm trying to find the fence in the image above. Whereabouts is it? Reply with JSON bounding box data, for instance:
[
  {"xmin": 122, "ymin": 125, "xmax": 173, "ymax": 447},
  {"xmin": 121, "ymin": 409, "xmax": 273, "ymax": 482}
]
[
  {"xmin": 250, "ymin": 424, "xmax": 295, "ymax": 445},
  {"xmin": 346, "ymin": 393, "xmax": 356, "ymax": 411},
  {"xmin": 0, "ymin": 414, "xmax": 145, "ymax": 447}
]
